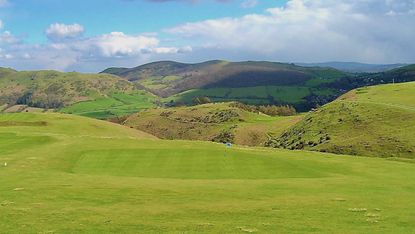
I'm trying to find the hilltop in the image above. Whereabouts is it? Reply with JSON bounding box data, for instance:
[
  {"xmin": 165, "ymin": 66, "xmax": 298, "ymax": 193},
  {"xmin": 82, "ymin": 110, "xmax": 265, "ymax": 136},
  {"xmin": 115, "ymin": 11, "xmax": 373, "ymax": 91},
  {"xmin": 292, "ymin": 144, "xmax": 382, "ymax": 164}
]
[
  {"xmin": 124, "ymin": 102, "xmax": 301, "ymax": 146},
  {"xmin": 267, "ymin": 81, "xmax": 415, "ymax": 158},
  {"xmin": 102, "ymin": 60, "xmax": 347, "ymax": 97}
]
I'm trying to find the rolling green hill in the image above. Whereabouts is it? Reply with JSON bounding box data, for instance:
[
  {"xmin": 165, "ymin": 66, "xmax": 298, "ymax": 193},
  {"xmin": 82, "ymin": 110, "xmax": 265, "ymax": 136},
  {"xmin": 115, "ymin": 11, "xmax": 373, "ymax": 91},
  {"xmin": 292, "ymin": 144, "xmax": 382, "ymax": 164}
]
[
  {"xmin": 2, "ymin": 62, "xmax": 414, "ymax": 120},
  {"xmin": 2, "ymin": 112, "xmax": 415, "ymax": 232},
  {"xmin": 102, "ymin": 60, "xmax": 348, "ymax": 110},
  {"xmin": 0, "ymin": 68, "xmax": 157, "ymax": 119},
  {"xmin": 124, "ymin": 102, "xmax": 302, "ymax": 146},
  {"xmin": 267, "ymin": 82, "xmax": 415, "ymax": 158}
]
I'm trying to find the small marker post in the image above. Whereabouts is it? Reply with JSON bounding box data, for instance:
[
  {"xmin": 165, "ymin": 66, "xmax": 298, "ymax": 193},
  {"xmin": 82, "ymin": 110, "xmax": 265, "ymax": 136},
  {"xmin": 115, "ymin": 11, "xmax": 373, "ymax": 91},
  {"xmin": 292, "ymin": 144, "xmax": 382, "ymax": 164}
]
[{"xmin": 224, "ymin": 142, "xmax": 232, "ymax": 157}]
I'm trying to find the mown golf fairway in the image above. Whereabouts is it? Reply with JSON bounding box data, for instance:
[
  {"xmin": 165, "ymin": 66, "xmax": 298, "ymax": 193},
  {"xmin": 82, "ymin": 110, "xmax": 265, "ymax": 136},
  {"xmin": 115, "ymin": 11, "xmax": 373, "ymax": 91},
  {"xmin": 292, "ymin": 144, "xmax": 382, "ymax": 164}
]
[{"xmin": 1, "ymin": 113, "xmax": 415, "ymax": 233}]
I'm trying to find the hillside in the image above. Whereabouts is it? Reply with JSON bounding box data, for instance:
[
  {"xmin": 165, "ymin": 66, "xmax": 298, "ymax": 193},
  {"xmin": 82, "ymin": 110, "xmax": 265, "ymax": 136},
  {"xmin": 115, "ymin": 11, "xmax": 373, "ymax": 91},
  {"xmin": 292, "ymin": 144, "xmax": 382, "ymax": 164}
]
[
  {"xmin": 103, "ymin": 61, "xmax": 348, "ymax": 110},
  {"xmin": 0, "ymin": 68, "xmax": 157, "ymax": 119},
  {"xmin": 124, "ymin": 102, "xmax": 302, "ymax": 146},
  {"xmin": 267, "ymin": 82, "xmax": 415, "ymax": 158},
  {"xmin": 2, "ymin": 112, "xmax": 415, "ymax": 232}
]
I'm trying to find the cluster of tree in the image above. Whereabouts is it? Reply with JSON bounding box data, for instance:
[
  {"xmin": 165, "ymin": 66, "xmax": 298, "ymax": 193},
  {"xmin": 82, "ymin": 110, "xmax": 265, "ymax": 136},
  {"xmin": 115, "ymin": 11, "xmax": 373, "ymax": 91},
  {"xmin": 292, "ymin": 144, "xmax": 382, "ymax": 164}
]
[
  {"xmin": 324, "ymin": 66, "xmax": 415, "ymax": 91},
  {"xmin": 230, "ymin": 102, "xmax": 297, "ymax": 116},
  {"xmin": 16, "ymin": 91, "xmax": 64, "ymax": 109}
]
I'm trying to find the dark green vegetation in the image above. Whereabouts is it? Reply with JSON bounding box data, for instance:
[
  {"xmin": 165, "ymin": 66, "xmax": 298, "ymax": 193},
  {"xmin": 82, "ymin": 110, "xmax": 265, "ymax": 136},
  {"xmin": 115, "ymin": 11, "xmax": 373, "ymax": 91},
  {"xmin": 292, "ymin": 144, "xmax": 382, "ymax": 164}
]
[
  {"xmin": 0, "ymin": 68, "xmax": 157, "ymax": 119},
  {"xmin": 325, "ymin": 64, "xmax": 415, "ymax": 91},
  {"xmin": 2, "ymin": 112, "xmax": 415, "ymax": 233},
  {"xmin": 124, "ymin": 102, "xmax": 301, "ymax": 146},
  {"xmin": 267, "ymin": 82, "xmax": 415, "ymax": 158}
]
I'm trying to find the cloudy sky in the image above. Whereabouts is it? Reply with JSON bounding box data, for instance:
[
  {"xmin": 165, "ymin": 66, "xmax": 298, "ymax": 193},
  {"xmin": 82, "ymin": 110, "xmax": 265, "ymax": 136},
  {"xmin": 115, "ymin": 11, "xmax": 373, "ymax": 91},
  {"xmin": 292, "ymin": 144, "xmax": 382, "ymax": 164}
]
[{"xmin": 0, "ymin": 0, "xmax": 414, "ymax": 72}]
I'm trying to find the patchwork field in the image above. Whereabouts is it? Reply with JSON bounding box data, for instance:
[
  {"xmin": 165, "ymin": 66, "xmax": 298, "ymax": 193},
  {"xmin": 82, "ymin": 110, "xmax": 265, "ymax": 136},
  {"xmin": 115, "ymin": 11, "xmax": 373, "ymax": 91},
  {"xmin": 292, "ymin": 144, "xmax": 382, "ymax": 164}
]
[{"xmin": 1, "ymin": 112, "xmax": 415, "ymax": 233}]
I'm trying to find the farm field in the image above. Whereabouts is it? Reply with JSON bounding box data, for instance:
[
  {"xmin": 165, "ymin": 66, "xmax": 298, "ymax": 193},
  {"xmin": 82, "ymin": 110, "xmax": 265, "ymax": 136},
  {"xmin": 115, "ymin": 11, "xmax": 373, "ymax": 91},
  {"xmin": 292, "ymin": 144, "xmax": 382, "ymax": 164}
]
[
  {"xmin": 1, "ymin": 113, "xmax": 415, "ymax": 233},
  {"xmin": 60, "ymin": 92, "xmax": 157, "ymax": 119}
]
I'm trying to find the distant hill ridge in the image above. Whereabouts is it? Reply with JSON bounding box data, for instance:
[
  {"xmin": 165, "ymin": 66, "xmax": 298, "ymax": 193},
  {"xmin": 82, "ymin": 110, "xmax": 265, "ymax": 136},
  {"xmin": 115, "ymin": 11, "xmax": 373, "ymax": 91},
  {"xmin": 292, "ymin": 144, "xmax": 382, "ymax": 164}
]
[{"xmin": 297, "ymin": 62, "xmax": 407, "ymax": 73}]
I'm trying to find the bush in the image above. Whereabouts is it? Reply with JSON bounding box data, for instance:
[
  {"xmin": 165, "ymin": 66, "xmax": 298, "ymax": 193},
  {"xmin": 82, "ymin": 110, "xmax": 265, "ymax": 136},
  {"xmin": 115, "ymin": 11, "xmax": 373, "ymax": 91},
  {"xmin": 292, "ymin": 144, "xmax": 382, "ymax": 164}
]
[
  {"xmin": 211, "ymin": 130, "xmax": 234, "ymax": 143},
  {"xmin": 230, "ymin": 102, "xmax": 297, "ymax": 116}
]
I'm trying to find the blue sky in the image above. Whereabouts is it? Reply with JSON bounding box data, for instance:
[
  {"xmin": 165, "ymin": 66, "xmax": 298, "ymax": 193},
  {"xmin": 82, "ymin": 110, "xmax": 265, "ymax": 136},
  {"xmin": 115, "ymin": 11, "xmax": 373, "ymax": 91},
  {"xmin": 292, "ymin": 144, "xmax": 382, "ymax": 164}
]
[
  {"xmin": 3, "ymin": 0, "xmax": 286, "ymax": 44},
  {"xmin": 0, "ymin": 0, "xmax": 414, "ymax": 72}
]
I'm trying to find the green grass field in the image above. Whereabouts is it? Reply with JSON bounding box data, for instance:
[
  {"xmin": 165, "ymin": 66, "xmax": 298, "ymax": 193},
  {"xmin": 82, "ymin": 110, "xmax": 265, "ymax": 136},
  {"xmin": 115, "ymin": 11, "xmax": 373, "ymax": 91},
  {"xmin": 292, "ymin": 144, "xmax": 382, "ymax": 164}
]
[
  {"xmin": 60, "ymin": 92, "xmax": 157, "ymax": 119},
  {"xmin": 168, "ymin": 86, "xmax": 336, "ymax": 106},
  {"xmin": 2, "ymin": 112, "xmax": 415, "ymax": 233}
]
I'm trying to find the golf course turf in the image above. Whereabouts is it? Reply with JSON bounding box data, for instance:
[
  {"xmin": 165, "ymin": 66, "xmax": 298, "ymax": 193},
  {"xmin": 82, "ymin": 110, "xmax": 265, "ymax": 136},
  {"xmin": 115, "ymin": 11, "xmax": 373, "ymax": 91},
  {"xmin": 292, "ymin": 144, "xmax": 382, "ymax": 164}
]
[{"xmin": 1, "ymin": 113, "xmax": 415, "ymax": 233}]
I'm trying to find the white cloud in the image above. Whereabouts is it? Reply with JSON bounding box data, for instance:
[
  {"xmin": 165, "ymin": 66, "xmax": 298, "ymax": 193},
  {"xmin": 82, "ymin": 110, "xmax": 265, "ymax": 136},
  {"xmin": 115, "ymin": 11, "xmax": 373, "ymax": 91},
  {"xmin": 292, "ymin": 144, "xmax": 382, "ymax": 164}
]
[
  {"xmin": 0, "ymin": 28, "xmax": 192, "ymax": 71},
  {"xmin": 46, "ymin": 23, "xmax": 85, "ymax": 41},
  {"xmin": 86, "ymin": 32, "xmax": 159, "ymax": 57},
  {"xmin": 0, "ymin": 31, "xmax": 19, "ymax": 44},
  {"xmin": 0, "ymin": 20, "xmax": 3, "ymax": 29},
  {"xmin": 167, "ymin": 0, "xmax": 415, "ymax": 63}
]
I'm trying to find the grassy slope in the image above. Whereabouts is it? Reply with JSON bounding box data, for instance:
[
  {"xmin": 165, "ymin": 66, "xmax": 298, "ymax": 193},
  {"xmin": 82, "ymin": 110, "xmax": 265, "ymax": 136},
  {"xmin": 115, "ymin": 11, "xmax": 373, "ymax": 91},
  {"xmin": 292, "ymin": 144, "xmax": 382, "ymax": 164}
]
[
  {"xmin": 2, "ymin": 112, "xmax": 415, "ymax": 232},
  {"xmin": 124, "ymin": 103, "xmax": 302, "ymax": 146},
  {"xmin": 268, "ymin": 82, "xmax": 415, "ymax": 158},
  {"xmin": 0, "ymin": 68, "xmax": 157, "ymax": 119}
]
